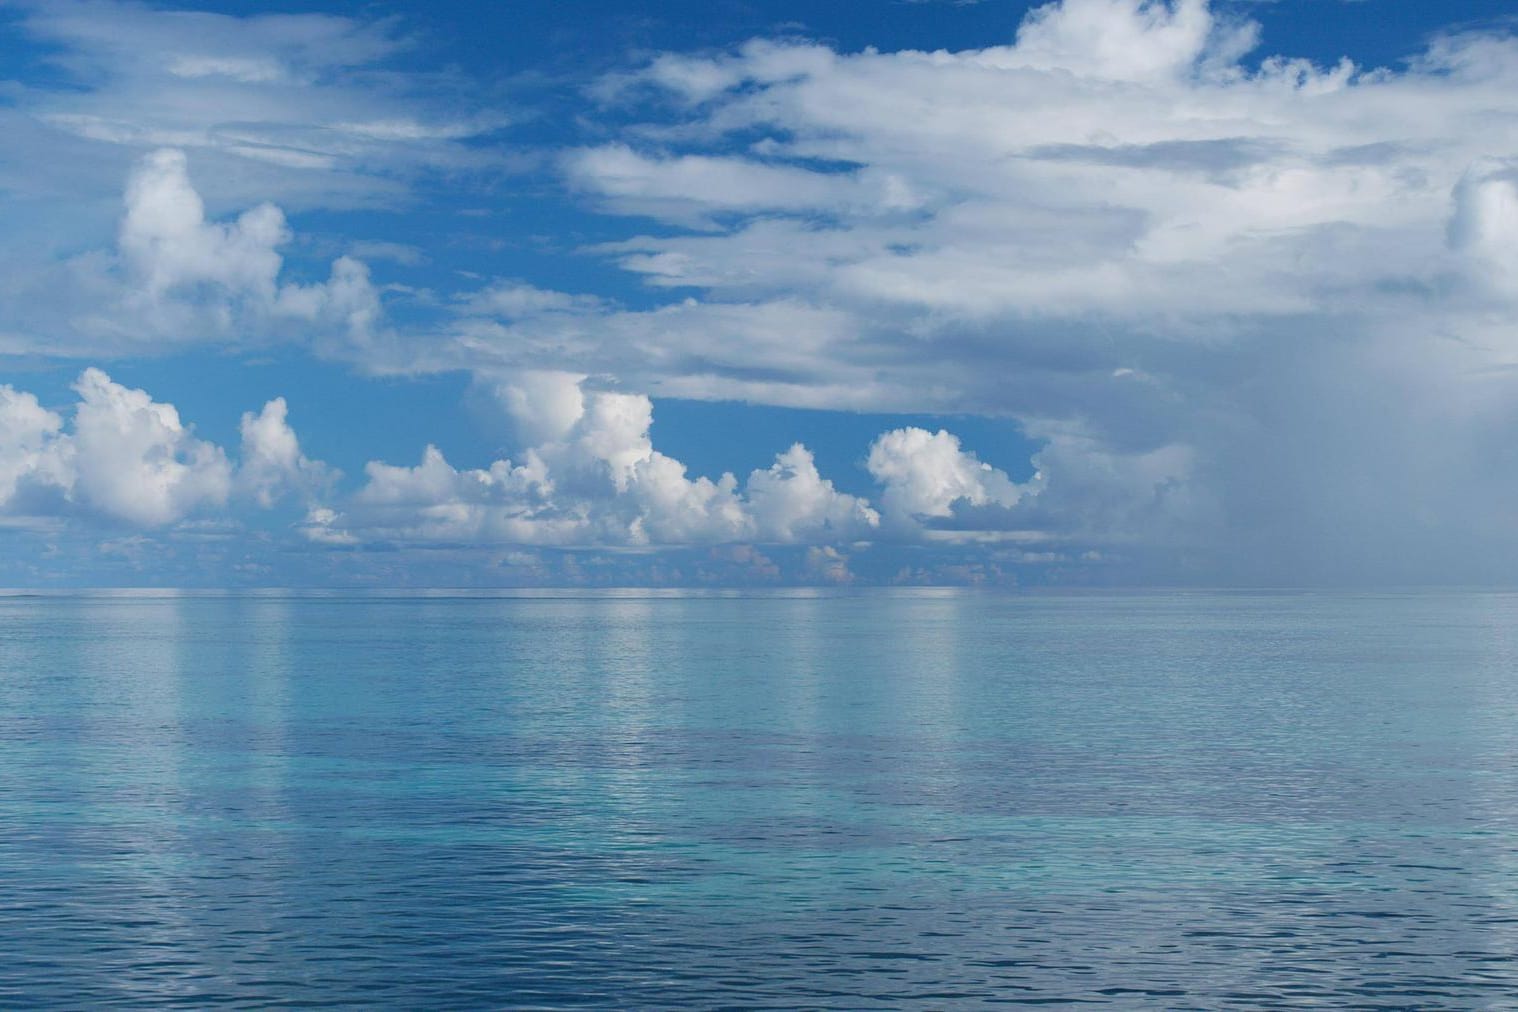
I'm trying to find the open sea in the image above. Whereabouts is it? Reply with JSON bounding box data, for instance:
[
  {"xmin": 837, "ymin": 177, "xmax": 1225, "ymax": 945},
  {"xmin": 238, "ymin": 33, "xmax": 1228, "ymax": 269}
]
[{"xmin": 3, "ymin": 589, "xmax": 1518, "ymax": 1008}]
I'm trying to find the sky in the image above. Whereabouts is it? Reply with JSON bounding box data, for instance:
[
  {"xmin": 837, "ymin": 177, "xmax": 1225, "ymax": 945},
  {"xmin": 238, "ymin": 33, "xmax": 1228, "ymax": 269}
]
[{"xmin": 2, "ymin": 0, "xmax": 1517, "ymax": 588}]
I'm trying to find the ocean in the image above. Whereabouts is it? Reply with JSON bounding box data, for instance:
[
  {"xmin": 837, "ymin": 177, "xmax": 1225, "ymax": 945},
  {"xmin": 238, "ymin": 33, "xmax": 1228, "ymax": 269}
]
[{"xmin": 3, "ymin": 589, "xmax": 1517, "ymax": 1007}]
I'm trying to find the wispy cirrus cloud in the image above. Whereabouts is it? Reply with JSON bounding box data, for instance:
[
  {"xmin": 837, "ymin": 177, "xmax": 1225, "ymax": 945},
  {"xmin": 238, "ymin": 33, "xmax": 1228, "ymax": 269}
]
[{"xmin": 4, "ymin": 0, "xmax": 508, "ymax": 199}]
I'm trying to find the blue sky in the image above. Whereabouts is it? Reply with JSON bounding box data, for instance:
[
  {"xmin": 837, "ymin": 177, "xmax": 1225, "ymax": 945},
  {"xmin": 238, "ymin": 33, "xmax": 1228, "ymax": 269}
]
[{"xmin": 2, "ymin": 0, "xmax": 1517, "ymax": 587}]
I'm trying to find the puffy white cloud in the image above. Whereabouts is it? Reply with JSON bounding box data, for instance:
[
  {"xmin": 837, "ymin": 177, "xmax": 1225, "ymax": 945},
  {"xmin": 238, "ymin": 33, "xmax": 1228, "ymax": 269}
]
[
  {"xmin": 237, "ymin": 397, "xmax": 331, "ymax": 508},
  {"xmin": 69, "ymin": 368, "xmax": 233, "ymax": 527},
  {"xmin": 0, "ymin": 385, "xmax": 72, "ymax": 512},
  {"xmin": 0, "ymin": 1, "xmax": 494, "ymax": 377},
  {"xmin": 2, "ymin": 148, "xmax": 387, "ymax": 358},
  {"xmin": 0, "ymin": 365, "xmax": 1199, "ymax": 579},
  {"xmin": 0, "ymin": 369, "xmax": 341, "ymax": 531},
  {"xmin": 625, "ymin": 452, "xmax": 749, "ymax": 544},
  {"xmin": 746, "ymin": 444, "xmax": 879, "ymax": 542},
  {"xmin": 867, "ymin": 428, "xmax": 1027, "ymax": 528},
  {"xmin": 332, "ymin": 431, "xmax": 749, "ymax": 550},
  {"xmin": 274, "ymin": 256, "xmax": 384, "ymax": 349},
  {"xmin": 120, "ymin": 149, "xmax": 288, "ymax": 301},
  {"xmin": 575, "ymin": 392, "xmax": 656, "ymax": 491},
  {"xmin": 121, "ymin": 148, "xmax": 383, "ymax": 341},
  {"xmin": 492, "ymin": 370, "xmax": 589, "ymax": 446},
  {"xmin": 344, "ymin": 445, "xmax": 566, "ymax": 544},
  {"xmin": 331, "ymin": 379, "xmax": 736, "ymax": 546},
  {"xmin": 332, "ymin": 376, "xmax": 883, "ymax": 550},
  {"xmin": 1007, "ymin": 0, "xmax": 1223, "ymax": 82}
]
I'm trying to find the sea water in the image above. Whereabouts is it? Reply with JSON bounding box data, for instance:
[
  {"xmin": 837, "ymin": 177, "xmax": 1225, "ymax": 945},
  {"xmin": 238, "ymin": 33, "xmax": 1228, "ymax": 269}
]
[{"xmin": 3, "ymin": 589, "xmax": 1518, "ymax": 1007}]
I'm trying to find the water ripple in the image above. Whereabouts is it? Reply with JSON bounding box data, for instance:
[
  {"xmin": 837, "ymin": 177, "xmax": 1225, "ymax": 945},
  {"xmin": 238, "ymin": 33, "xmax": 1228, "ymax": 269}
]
[{"xmin": 3, "ymin": 590, "xmax": 1518, "ymax": 1007}]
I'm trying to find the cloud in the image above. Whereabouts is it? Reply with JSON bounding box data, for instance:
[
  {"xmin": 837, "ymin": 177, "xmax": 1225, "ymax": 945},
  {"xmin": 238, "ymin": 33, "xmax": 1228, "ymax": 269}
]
[
  {"xmin": 460, "ymin": 284, "xmax": 604, "ymax": 321},
  {"xmin": 67, "ymin": 368, "xmax": 233, "ymax": 527},
  {"xmin": 122, "ymin": 148, "xmax": 383, "ymax": 346},
  {"xmin": 0, "ymin": 368, "xmax": 911, "ymax": 556},
  {"xmin": 327, "ymin": 375, "xmax": 883, "ymax": 548},
  {"xmin": 1014, "ymin": 425, "xmax": 1204, "ymax": 541},
  {"xmin": 866, "ymin": 427, "xmax": 1027, "ymax": 530},
  {"xmin": 344, "ymin": 444, "xmax": 563, "ymax": 544},
  {"xmin": 297, "ymin": 506, "xmax": 360, "ymax": 547},
  {"xmin": 3, "ymin": 0, "xmax": 503, "ymax": 209},
  {"xmin": 237, "ymin": 397, "xmax": 333, "ymax": 508},
  {"xmin": 563, "ymin": 144, "xmax": 922, "ymax": 225},
  {"xmin": 0, "ymin": 368, "xmax": 339, "ymax": 529},
  {"xmin": 9, "ymin": 0, "xmax": 1518, "ymax": 582},
  {"xmin": 166, "ymin": 55, "xmax": 289, "ymax": 85},
  {"xmin": 803, "ymin": 545, "xmax": 855, "ymax": 584},
  {"xmin": 120, "ymin": 149, "xmax": 289, "ymax": 301},
  {"xmin": 2, "ymin": 148, "xmax": 386, "ymax": 358},
  {"xmin": 537, "ymin": 0, "xmax": 1518, "ymax": 579},
  {"xmin": 746, "ymin": 444, "xmax": 880, "ymax": 541},
  {"xmin": 1007, "ymin": 0, "xmax": 1229, "ymax": 82},
  {"xmin": 0, "ymin": 385, "xmax": 73, "ymax": 516},
  {"xmin": 1449, "ymin": 158, "xmax": 1518, "ymax": 297},
  {"xmin": 492, "ymin": 369, "xmax": 590, "ymax": 445}
]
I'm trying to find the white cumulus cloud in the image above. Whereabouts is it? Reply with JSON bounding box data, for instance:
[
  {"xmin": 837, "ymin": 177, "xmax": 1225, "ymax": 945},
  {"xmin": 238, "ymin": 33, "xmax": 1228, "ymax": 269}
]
[
  {"xmin": 120, "ymin": 148, "xmax": 289, "ymax": 301},
  {"xmin": 237, "ymin": 397, "xmax": 332, "ymax": 508},
  {"xmin": 2, "ymin": 147, "xmax": 387, "ymax": 358},
  {"xmin": 747, "ymin": 444, "xmax": 880, "ymax": 542},
  {"xmin": 867, "ymin": 428, "xmax": 1027, "ymax": 529},
  {"xmin": 0, "ymin": 369, "xmax": 337, "ymax": 530},
  {"xmin": 68, "ymin": 368, "xmax": 233, "ymax": 527},
  {"xmin": 0, "ymin": 385, "xmax": 73, "ymax": 514}
]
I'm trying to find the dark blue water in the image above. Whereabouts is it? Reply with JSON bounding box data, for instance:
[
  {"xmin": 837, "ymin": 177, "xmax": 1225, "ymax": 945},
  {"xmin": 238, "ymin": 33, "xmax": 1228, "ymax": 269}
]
[{"xmin": 3, "ymin": 589, "xmax": 1518, "ymax": 1007}]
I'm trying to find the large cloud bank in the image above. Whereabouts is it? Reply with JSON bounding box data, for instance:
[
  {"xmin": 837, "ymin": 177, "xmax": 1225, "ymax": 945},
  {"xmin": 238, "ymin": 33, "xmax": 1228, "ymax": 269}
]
[
  {"xmin": 548, "ymin": 0, "xmax": 1518, "ymax": 581},
  {"xmin": 1, "ymin": 369, "xmax": 1027, "ymax": 561}
]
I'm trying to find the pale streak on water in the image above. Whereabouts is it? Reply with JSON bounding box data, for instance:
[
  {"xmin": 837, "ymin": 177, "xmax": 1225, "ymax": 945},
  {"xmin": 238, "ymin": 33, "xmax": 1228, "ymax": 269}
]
[{"xmin": 3, "ymin": 589, "xmax": 1518, "ymax": 1008}]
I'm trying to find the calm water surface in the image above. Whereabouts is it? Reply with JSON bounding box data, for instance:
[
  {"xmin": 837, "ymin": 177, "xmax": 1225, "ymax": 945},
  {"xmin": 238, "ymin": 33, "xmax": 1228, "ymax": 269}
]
[{"xmin": 3, "ymin": 589, "xmax": 1518, "ymax": 1007}]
